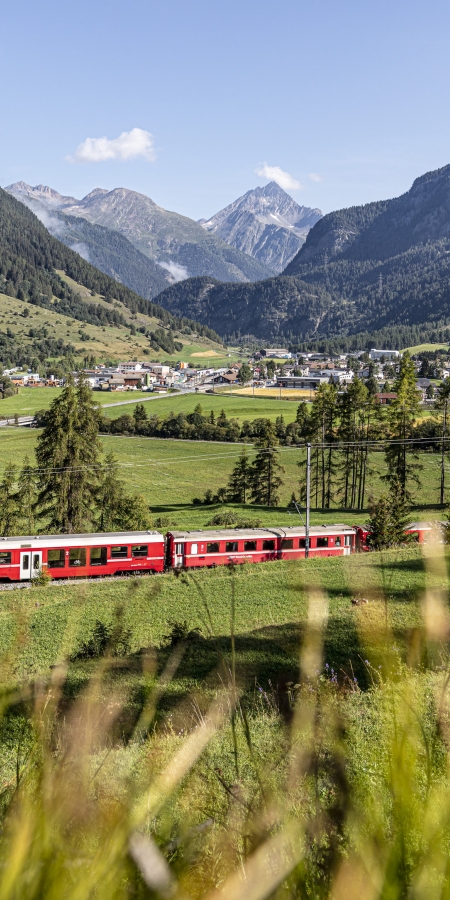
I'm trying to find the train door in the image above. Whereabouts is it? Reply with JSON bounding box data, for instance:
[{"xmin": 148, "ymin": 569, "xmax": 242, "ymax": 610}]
[
  {"xmin": 20, "ymin": 550, "xmax": 42, "ymax": 580},
  {"xmin": 344, "ymin": 535, "xmax": 352, "ymax": 556},
  {"xmin": 174, "ymin": 542, "xmax": 185, "ymax": 568}
]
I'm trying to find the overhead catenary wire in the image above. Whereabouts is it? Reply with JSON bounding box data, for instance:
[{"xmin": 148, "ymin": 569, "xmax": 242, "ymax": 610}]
[{"xmin": 1, "ymin": 434, "xmax": 449, "ymax": 478}]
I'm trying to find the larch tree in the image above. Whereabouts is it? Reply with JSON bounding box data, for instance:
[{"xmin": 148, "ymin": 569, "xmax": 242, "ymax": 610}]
[
  {"xmin": 226, "ymin": 447, "xmax": 252, "ymax": 503},
  {"xmin": 16, "ymin": 456, "xmax": 38, "ymax": 535},
  {"xmin": 250, "ymin": 423, "xmax": 284, "ymax": 507},
  {"xmin": 436, "ymin": 379, "xmax": 450, "ymax": 505},
  {"xmin": 0, "ymin": 464, "xmax": 18, "ymax": 536},
  {"xmin": 384, "ymin": 351, "xmax": 422, "ymax": 502}
]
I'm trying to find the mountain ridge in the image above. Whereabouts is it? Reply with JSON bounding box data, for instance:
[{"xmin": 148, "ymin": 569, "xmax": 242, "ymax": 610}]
[
  {"xmin": 6, "ymin": 182, "xmax": 272, "ymax": 285},
  {"xmin": 153, "ymin": 163, "xmax": 450, "ymax": 345}
]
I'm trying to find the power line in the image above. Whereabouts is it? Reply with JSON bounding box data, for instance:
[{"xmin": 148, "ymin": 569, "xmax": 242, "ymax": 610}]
[{"xmin": 0, "ymin": 435, "xmax": 449, "ymax": 478}]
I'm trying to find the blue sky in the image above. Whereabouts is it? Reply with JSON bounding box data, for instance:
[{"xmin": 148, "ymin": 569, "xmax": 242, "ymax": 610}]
[{"xmin": 2, "ymin": 0, "xmax": 450, "ymax": 220}]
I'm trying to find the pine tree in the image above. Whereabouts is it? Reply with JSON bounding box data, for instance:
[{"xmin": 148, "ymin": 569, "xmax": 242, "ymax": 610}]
[
  {"xmin": 226, "ymin": 447, "xmax": 252, "ymax": 503},
  {"xmin": 250, "ymin": 424, "xmax": 284, "ymax": 507},
  {"xmin": 0, "ymin": 464, "xmax": 18, "ymax": 536},
  {"xmin": 384, "ymin": 351, "xmax": 422, "ymax": 502},
  {"xmin": 35, "ymin": 374, "xmax": 102, "ymax": 532},
  {"xmin": 16, "ymin": 456, "xmax": 38, "ymax": 534}
]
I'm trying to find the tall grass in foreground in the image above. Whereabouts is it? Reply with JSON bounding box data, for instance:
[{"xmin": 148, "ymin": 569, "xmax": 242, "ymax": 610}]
[{"xmin": 2, "ymin": 544, "xmax": 450, "ymax": 898}]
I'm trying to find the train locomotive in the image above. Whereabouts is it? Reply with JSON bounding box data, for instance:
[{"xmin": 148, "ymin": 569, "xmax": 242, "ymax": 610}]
[{"xmin": 0, "ymin": 522, "xmax": 436, "ymax": 582}]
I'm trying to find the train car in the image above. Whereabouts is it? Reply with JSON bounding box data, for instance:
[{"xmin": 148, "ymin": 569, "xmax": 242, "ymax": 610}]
[
  {"xmin": 166, "ymin": 524, "xmax": 357, "ymax": 569},
  {"xmin": 355, "ymin": 521, "xmax": 443, "ymax": 551},
  {"xmin": 167, "ymin": 529, "xmax": 279, "ymax": 569},
  {"xmin": 0, "ymin": 531, "xmax": 165, "ymax": 581},
  {"xmin": 271, "ymin": 525, "xmax": 356, "ymax": 559}
]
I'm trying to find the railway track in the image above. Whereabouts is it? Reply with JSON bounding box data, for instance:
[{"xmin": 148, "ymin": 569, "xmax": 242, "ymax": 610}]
[{"xmin": 0, "ymin": 571, "xmax": 159, "ymax": 592}]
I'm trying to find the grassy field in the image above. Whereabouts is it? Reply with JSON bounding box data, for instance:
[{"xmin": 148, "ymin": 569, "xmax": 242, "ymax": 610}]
[
  {"xmin": 0, "ymin": 546, "xmax": 440, "ymax": 686},
  {"xmin": 0, "ymin": 387, "xmax": 305, "ymax": 423},
  {"xmin": 405, "ymin": 342, "xmax": 450, "ymax": 353},
  {"xmin": 0, "ymin": 387, "xmax": 158, "ymax": 417},
  {"xmin": 222, "ymin": 386, "xmax": 314, "ymax": 400},
  {"xmin": 101, "ymin": 391, "xmax": 303, "ymax": 422},
  {"xmin": 0, "ymin": 427, "xmax": 445, "ymax": 527}
]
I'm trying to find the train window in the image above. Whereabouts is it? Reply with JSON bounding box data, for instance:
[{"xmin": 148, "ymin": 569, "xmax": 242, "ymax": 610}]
[
  {"xmin": 281, "ymin": 539, "xmax": 293, "ymax": 550},
  {"xmin": 335, "ymin": 536, "xmax": 341, "ymax": 547},
  {"xmin": 299, "ymin": 539, "xmax": 306, "ymax": 548},
  {"xmin": 262, "ymin": 540, "xmax": 275, "ymax": 551},
  {"xmin": 90, "ymin": 547, "xmax": 107, "ymax": 566},
  {"xmin": 47, "ymin": 549, "xmax": 65, "ymax": 568},
  {"xmin": 22, "ymin": 555, "xmax": 30, "ymax": 570},
  {"xmin": 190, "ymin": 543, "xmax": 198, "ymax": 555},
  {"xmin": 244, "ymin": 541, "xmax": 256, "ymax": 551},
  {"xmin": 226, "ymin": 541, "xmax": 238, "ymax": 552},
  {"xmin": 317, "ymin": 537, "xmax": 328, "ymax": 548},
  {"xmin": 0, "ymin": 552, "xmax": 11, "ymax": 564},
  {"xmin": 344, "ymin": 535, "xmax": 351, "ymax": 546},
  {"xmin": 111, "ymin": 546, "xmax": 128, "ymax": 559},
  {"xmin": 206, "ymin": 542, "xmax": 220, "ymax": 554},
  {"xmin": 69, "ymin": 548, "xmax": 86, "ymax": 567},
  {"xmin": 132, "ymin": 545, "xmax": 148, "ymax": 558}
]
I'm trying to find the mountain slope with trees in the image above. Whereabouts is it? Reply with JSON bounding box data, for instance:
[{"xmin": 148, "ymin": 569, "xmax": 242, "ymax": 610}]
[{"xmin": 153, "ymin": 164, "xmax": 450, "ymax": 347}]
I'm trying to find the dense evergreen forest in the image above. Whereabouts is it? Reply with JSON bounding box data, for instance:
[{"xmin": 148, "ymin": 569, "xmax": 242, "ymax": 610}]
[{"xmin": 53, "ymin": 212, "xmax": 170, "ymax": 299}]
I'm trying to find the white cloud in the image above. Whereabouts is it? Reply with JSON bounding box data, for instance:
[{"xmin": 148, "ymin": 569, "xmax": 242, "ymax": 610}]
[
  {"xmin": 309, "ymin": 173, "xmax": 323, "ymax": 182},
  {"xmin": 67, "ymin": 128, "xmax": 156, "ymax": 164},
  {"xmin": 159, "ymin": 260, "xmax": 190, "ymax": 283},
  {"xmin": 69, "ymin": 242, "xmax": 90, "ymax": 262},
  {"xmin": 30, "ymin": 204, "xmax": 66, "ymax": 237},
  {"xmin": 255, "ymin": 163, "xmax": 302, "ymax": 191}
]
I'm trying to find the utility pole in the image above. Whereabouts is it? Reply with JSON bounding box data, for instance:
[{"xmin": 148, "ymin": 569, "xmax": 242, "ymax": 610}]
[{"xmin": 305, "ymin": 442, "xmax": 311, "ymax": 559}]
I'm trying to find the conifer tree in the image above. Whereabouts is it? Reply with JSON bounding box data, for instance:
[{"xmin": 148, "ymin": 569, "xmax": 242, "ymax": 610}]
[
  {"xmin": 384, "ymin": 351, "xmax": 422, "ymax": 501},
  {"xmin": 35, "ymin": 374, "xmax": 102, "ymax": 532},
  {"xmin": 0, "ymin": 464, "xmax": 18, "ymax": 536},
  {"xmin": 226, "ymin": 447, "xmax": 252, "ymax": 503},
  {"xmin": 133, "ymin": 403, "xmax": 148, "ymax": 429},
  {"xmin": 16, "ymin": 456, "xmax": 38, "ymax": 534},
  {"xmin": 336, "ymin": 377, "xmax": 379, "ymax": 510},
  {"xmin": 96, "ymin": 453, "xmax": 125, "ymax": 531},
  {"xmin": 436, "ymin": 380, "xmax": 450, "ymax": 504},
  {"xmin": 307, "ymin": 383, "xmax": 338, "ymax": 509},
  {"xmin": 367, "ymin": 477, "xmax": 410, "ymax": 550},
  {"xmin": 250, "ymin": 424, "xmax": 284, "ymax": 507}
]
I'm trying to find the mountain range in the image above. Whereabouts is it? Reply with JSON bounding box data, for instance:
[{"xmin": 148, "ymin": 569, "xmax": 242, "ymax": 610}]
[
  {"xmin": 6, "ymin": 182, "xmax": 272, "ymax": 288},
  {"xmin": 0, "ymin": 187, "xmax": 223, "ymax": 369},
  {"xmin": 152, "ymin": 163, "xmax": 450, "ymax": 348},
  {"xmin": 199, "ymin": 182, "xmax": 322, "ymax": 273}
]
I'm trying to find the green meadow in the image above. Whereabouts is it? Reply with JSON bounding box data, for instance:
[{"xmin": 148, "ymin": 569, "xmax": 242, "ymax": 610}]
[{"xmin": 0, "ymin": 426, "xmax": 445, "ymax": 528}]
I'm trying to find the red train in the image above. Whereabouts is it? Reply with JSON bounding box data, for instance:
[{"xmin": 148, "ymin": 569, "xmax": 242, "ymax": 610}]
[{"xmin": 0, "ymin": 522, "xmax": 437, "ymax": 582}]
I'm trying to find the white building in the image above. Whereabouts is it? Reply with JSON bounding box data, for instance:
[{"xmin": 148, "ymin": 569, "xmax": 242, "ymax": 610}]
[{"xmin": 369, "ymin": 349, "xmax": 401, "ymax": 361}]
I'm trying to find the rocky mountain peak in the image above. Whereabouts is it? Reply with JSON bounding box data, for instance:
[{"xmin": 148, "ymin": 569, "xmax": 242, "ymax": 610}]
[
  {"xmin": 199, "ymin": 182, "xmax": 322, "ymax": 273},
  {"xmin": 6, "ymin": 181, "xmax": 79, "ymax": 207}
]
